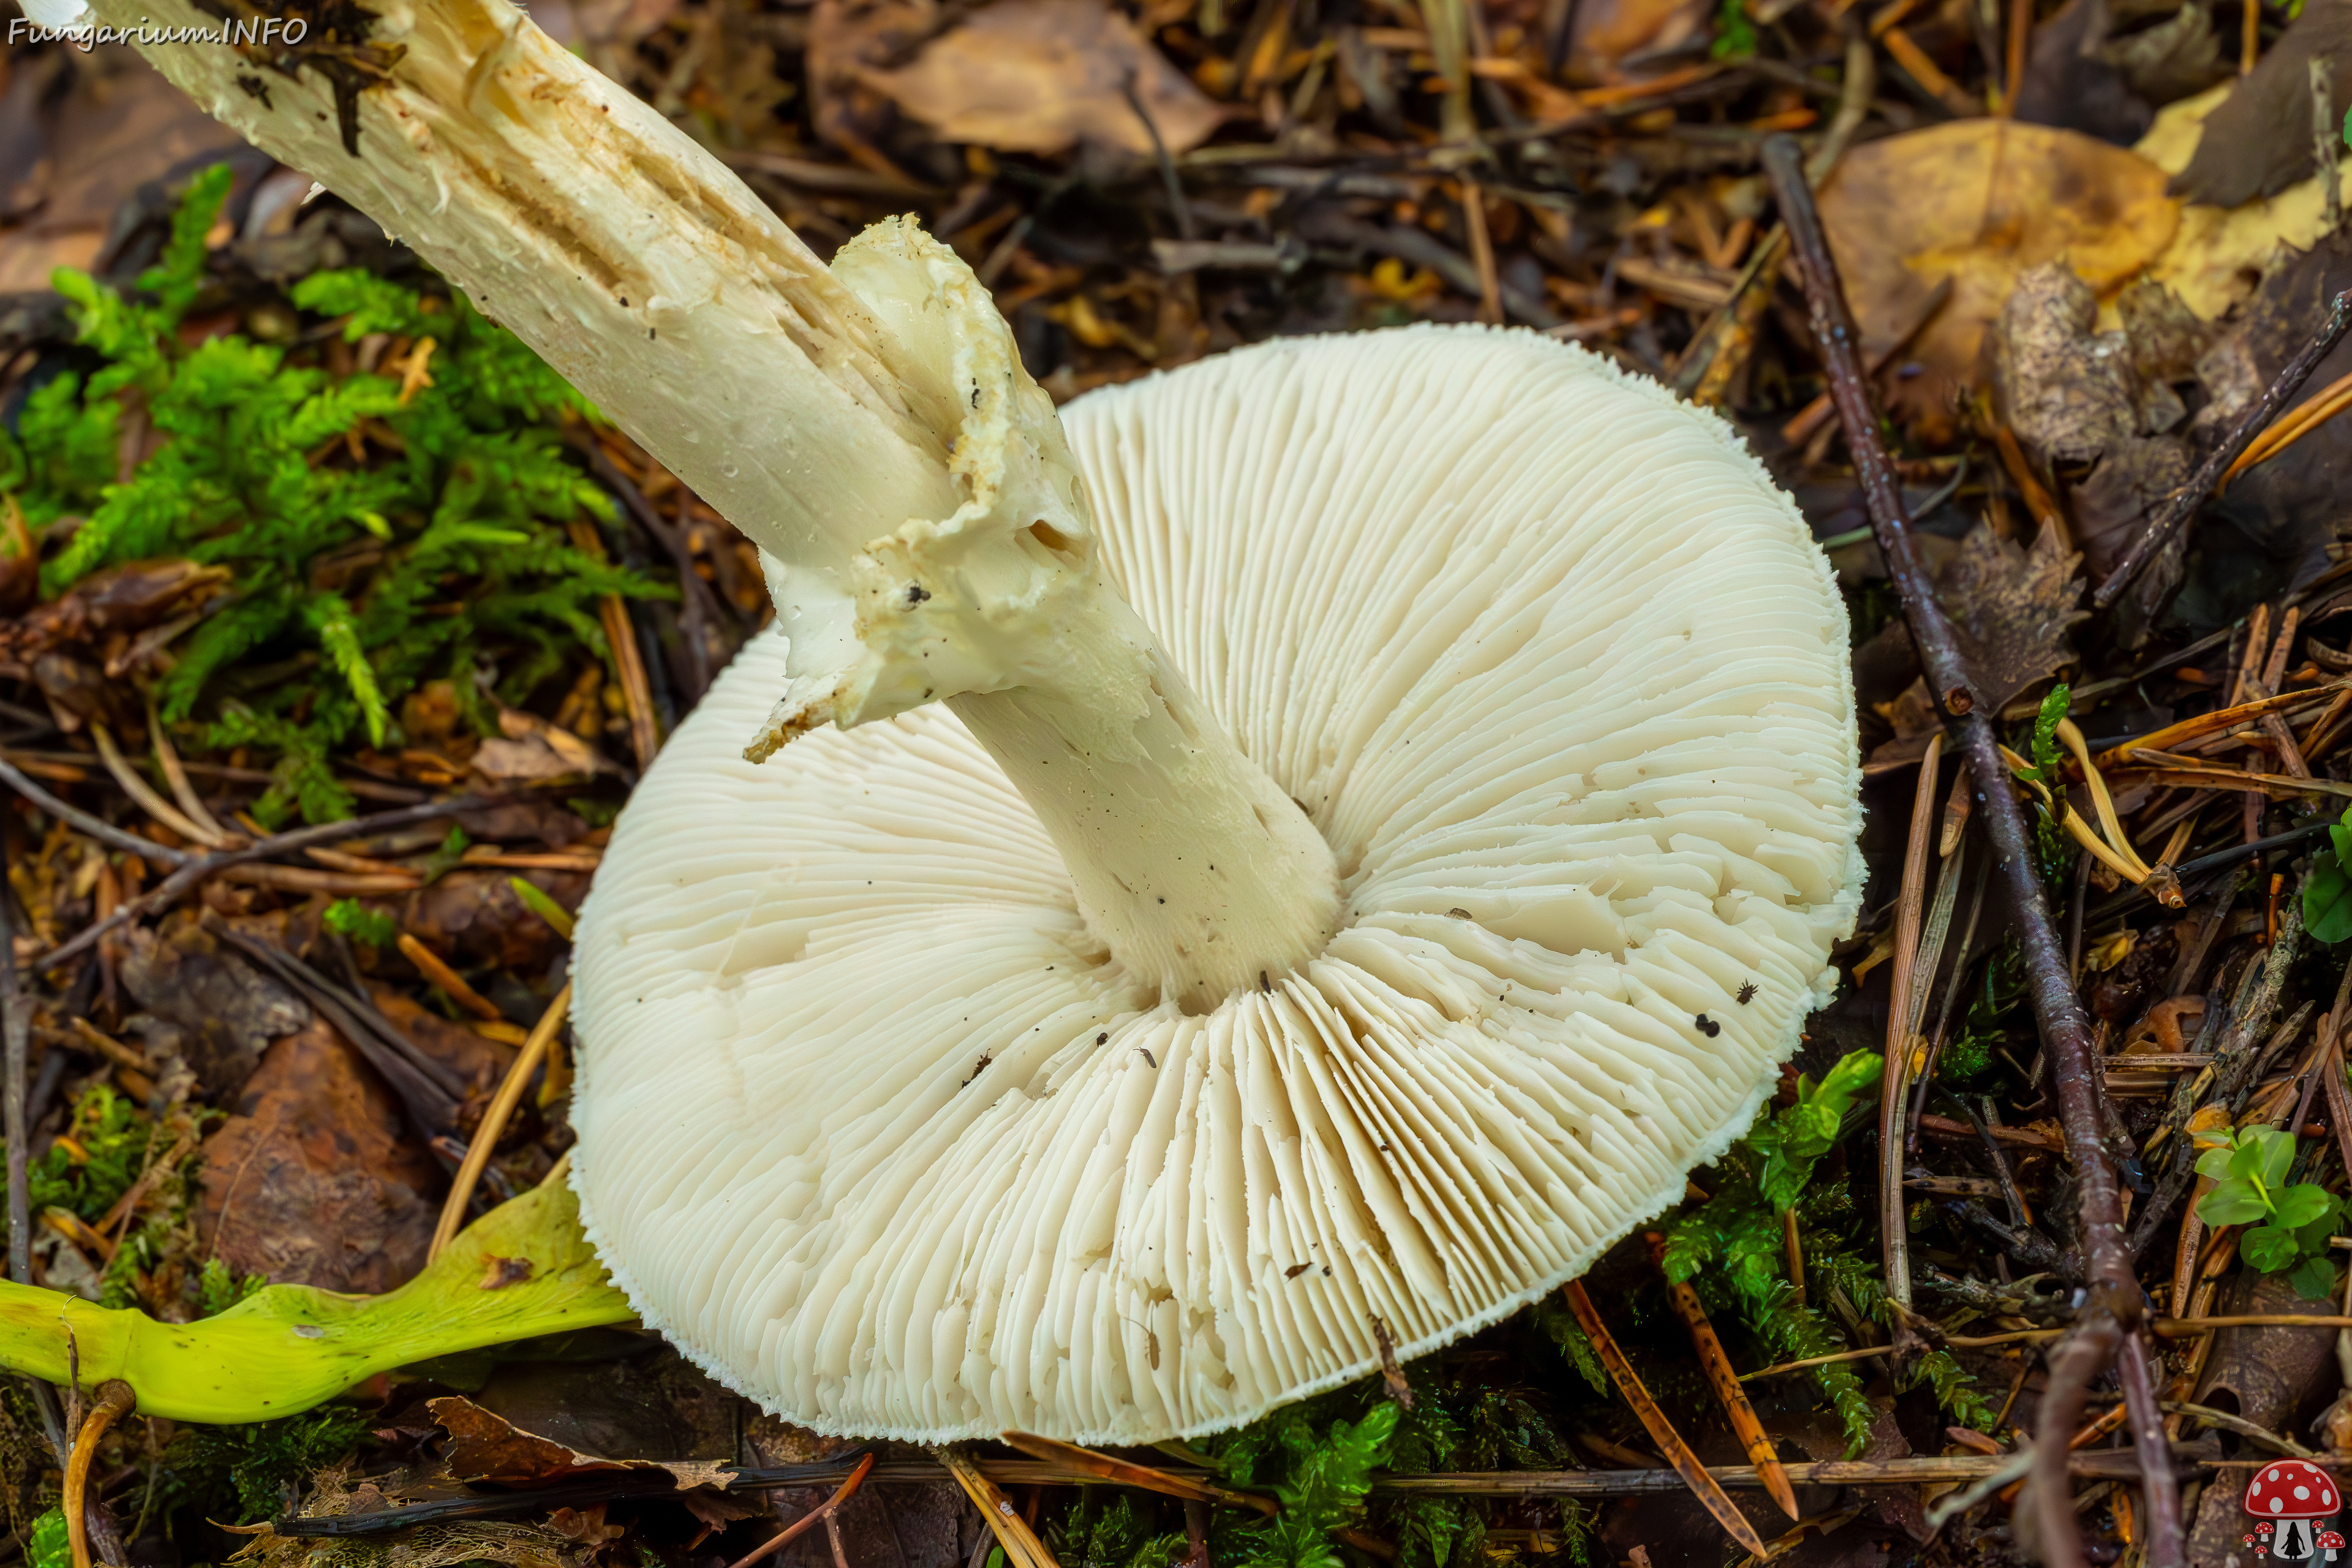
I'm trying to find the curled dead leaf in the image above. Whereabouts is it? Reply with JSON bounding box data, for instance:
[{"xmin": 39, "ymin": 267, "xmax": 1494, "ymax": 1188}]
[
  {"xmin": 1990, "ymin": 262, "xmax": 2195, "ymax": 635},
  {"xmin": 2138, "ymin": 83, "xmax": 2342, "ymax": 319},
  {"xmin": 861, "ymin": 0, "xmax": 1228, "ymax": 157},
  {"xmin": 1818, "ymin": 121, "xmax": 2177, "ymax": 432},
  {"xmin": 1936, "ymin": 518, "xmax": 2091, "ymax": 713},
  {"xmin": 429, "ymin": 1396, "xmax": 741, "ymax": 1491},
  {"xmin": 196, "ymin": 1017, "xmax": 440, "ymax": 1295}
]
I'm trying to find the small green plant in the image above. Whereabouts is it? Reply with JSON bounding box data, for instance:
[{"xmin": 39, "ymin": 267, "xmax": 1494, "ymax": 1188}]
[
  {"xmin": 509, "ymin": 875, "xmax": 576, "ymax": 939},
  {"xmin": 2016, "ymin": 685, "xmax": 2071, "ymax": 784},
  {"xmin": 1211, "ymin": 1402, "xmax": 1398, "ymax": 1568},
  {"xmin": 1709, "ymin": 0, "xmax": 1757, "ymax": 59},
  {"xmin": 195, "ymin": 1257, "xmax": 268, "ymax": 1318},
  {"xmin": 1048, "ymin": 1493, "xmax": 1186, "ymax": 1568},
  {"xmin": 2014, "ymin": 685, "xmax": 2076, "ymax": 885},
  {"xmin": 2195, "ymin": 1123, "xmax": 2344, "ymax": 1300},
  {"xmin": 1661, "ymin": 1050, "xmax": 1992, "ymax": 1444},
  {"xmin": 2304, "ymin": 803, "xmax": 2352, "ymax": 943},
  {"xmin": 1937, "ymin": 943, "xmax": 2026, "ymax": 1082},
  {"xmin": 1660, "ymin": 1053, "xmax": 1893, "ymax": 1450},
  {"xmin": 25, "ymin": 1506, "xmax": 67, "ymax": 1568},
  {"xmin": 10, "ymin": 1086, "xmax": 152, "ymax": 1224},
  {"xmin": 1743, "ymin": 1051, "xmax": 1882, "ymax": 1212},
  {"xmin": 322, "ymin": 897, "xmax": 399, "ymax": 948}
]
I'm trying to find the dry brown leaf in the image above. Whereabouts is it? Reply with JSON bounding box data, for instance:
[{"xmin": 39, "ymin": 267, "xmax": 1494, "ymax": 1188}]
[
  {"xmin": 478, "ymin": 1254, "xmax": 535, "ymax": 1289},
  {"xmin": 1994, "ymin": 262, "xmax": 2147, "ymax": 465},
  {"xmin": 862, "ymin": 0, "xmax": 1228, "ymax": 157},
  {"xmin": 469, "ymin": 737, "xmax": 584, "ymax": 782},
  {"xmin": 195, "ymin": 1017, "xmax": 440, "ymax": 1294},
  {"xmin": 429, "ymin": 1396, "xmax": 739, "ymax": 1490},
  {"xmin": 2138, "ymin": 83, "xmax": 2343, "ymax": 320},
  {"xmin": 2169, "ymin": 0, "xmax": 2352, "ymax": 207},
  {"xmin": 403, "ymin": 868, "xmax": 585, "ymax": 971},
  {"xmin": 121, "ymin": 913, "xmax": 312, "ymax": 1102},
  {"xmin": 470, "ymin": 706, "xmax": 620, "ymax": 783},
  {"xmin": 1566, "ymin": 0, "xmax": 1712, "ymax": 75},
  {"xmin": 1988, "ymin": 262, "xmax": 2192, "ymax": 636},
  {"xmin": 1817, "ymin": 121, "xmax": 2177, "ymax": 432},
  {"xmin": 1936, "ymin": 518, "xmax": 2090, "ymax": 712}
]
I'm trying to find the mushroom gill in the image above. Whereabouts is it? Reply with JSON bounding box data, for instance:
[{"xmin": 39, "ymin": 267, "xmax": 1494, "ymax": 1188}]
[{"xmin": 570, "ymin": 325, "xmax": 1864, "ymax": 1442}]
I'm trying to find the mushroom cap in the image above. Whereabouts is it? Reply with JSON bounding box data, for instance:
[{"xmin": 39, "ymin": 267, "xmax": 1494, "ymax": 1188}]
[
  {"xmin": 2248, "ymin": 1460, "xmax": 2340, "ymax": 1517},
  {"xmin": 570, "ymin": 325, "xmax": 1865, "ymax": 1442}
]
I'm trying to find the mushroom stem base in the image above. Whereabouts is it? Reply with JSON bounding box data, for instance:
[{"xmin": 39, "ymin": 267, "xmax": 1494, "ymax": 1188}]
[{"xmin": 951, "ymin": 609, "xmax": 1342, "ymax": 1013}]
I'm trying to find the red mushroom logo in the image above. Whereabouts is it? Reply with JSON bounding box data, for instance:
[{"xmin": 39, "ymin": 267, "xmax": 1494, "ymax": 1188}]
[{"xmin": 2246, "ymin": 1459, "xmax": 2342, "ymax": 1561}]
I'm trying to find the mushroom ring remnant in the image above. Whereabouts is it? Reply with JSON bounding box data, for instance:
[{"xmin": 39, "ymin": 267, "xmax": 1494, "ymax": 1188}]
[{"xmin": 570, "ymin": 325, "xmax": 1866, "ymax": 1444}]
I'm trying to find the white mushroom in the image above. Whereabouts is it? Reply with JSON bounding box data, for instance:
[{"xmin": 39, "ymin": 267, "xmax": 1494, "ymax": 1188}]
[
  {"xmin": 88, "ymin": 0, "xmax": 1863, "ymax": 1443},
  {"xmin": 571, "ymin": 322, "xmax": 1864, "ymax": 1442}
]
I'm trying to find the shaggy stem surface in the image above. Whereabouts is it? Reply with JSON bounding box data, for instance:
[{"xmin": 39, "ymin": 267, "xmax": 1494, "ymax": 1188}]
[{"xmin": 96, "ymin": 0, "xmax": 1338, "ymax": 1008}]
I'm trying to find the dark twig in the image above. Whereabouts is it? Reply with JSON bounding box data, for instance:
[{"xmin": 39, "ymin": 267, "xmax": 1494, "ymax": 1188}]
[
  {"xmin": 1763, "ymin": 134, "xmax": 2182, "ymax": 1568},
  {"xmin": 23, "ymin": 794, "xmax": 503, "ymax": 975},
  {"xmin": 1946, "ymin": 1200, "xmax": 2073, "ymax": 1277},
  {"xmin": 1966, "ymin": 1098, "xmax": 2035, "ymax": 1231},
  {"xmin": 202, "ymin": 916, "xmax": 465, "ymax": 1136},
  {"xmin": 0, "ymin": 816, "xmax": 67, "ymax": 1468},
  {"xmin": 277, "ymin": 1455, "xmax": 883, "ymax": 1536},
  {"xmin": 723, "ymin": 1453, "xmax": 875, "ymax": 1568},
  {"xmin": 573, "ymin": 436, "xmax": 725, "ymax": 698},
  {"xmin": 2173, "ymin": 820, "xmax": 2336, "ymax": 881},
  {"xmin": 2095, "ymin": 288, "xmax": 2352, "ymax": 609},
  {"xmin": 0, "ymin": 758, "xmax": 194, "ymax": 867},
  {"xmin": 2032, "ymin": 1318, "xmax": 2124, "ymax": 1555},
  {"xmin": 1121, "ymin": 72, "xmax": 1196, "ymax": 243}
]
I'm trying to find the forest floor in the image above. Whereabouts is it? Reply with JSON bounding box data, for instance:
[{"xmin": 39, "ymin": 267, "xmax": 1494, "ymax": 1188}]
[{"xmin": 6, "ymin": 0, "xmax": 2352, "ymax": 1561}]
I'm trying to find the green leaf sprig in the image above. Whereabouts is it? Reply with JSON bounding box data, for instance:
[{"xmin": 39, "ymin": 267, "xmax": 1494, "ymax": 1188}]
[
  {"xmin": 2194, "ymin": 1123, "xmax": 2344, "ymax": 1300},
  {"xmin": 2304, "ymin": 804, "xmax": 2352, "ymax": 944}
]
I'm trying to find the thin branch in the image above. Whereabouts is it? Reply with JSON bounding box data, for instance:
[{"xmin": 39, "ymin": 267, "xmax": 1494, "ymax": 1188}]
[
  {"xmin": 720, "ymin": 1454, "xmax": 875, "ymax": 1568},
  {"xmin": 1762, "ymin": 133, "xmax": 2182, "ymax": 1568},
  {"xmin": 0, "ymin": 803, "xmax": 67, "ymax": 1469},
  {"xmin": 0, "ymin": 758, "xmax": 194, "ymax": 867},
  {"xmin": 429, "ymin": 983, "xmax": 571, "ymax": 1259},
  {"xmin": 21, "ymin": 795, "xmax": 504, "ymax": 975},
  {"xmin": 2095, "ymin": 287, "xmax": 2352, "ymax": 609}
]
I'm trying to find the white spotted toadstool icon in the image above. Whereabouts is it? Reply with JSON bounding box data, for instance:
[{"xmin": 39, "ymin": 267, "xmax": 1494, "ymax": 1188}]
[
  {"xmin": 569, "ymin": 323, "xmax": 1867, "ymax": 1441},
  {"xmin": 2320, "ymin": 1526, "xmax": 2346, "ymax": 1562},
  {"xmin": 2247, "ymin": 1458, "xmax": 2342, "ymax": 1561}
]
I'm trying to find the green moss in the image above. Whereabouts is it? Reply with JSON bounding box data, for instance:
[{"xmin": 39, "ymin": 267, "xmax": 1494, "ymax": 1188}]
[
  {"xmin": 163, "ymin": 1406, "xmax": 372, "ymax": 1523},
  {"xmin": 4, "ymin": 168, "xmax": 670, "ymax": 826},
  {"xmin": 14, "ymin": 1087, "xmax": 151, "ymax": 1226}
]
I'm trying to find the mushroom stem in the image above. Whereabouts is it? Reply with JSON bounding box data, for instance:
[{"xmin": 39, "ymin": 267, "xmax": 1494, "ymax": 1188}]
[
  {"xmin": 949, "ymin": 669, "xmax": 1341, "ymax": 1012},
  {"xmin": 97, "ymin": 0, "xmax": 1339, "ymax": 1009}
]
